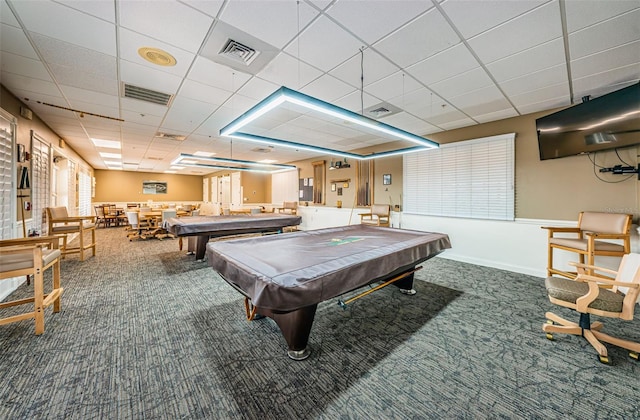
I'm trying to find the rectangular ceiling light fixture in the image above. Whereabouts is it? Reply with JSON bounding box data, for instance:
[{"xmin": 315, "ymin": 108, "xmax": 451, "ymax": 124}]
[
  {"xmin": 220, "ymin": 86, "xmax": 439, "ymax": 159},
  {"xmin": 172, "ymin": 153, "xmax": 297, "ymax": 173}
]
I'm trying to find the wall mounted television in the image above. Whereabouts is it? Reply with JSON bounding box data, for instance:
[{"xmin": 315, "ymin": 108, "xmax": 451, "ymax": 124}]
[{"xmin": 536, "ymin": 82, "xmax": 640, "ymax": 161}]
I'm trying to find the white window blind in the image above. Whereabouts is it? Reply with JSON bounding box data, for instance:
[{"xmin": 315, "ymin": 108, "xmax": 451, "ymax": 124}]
[
  {"xmin": 271, "ymin": 169, "xmax": 298, "ymax": 204},
  {"xmin": 67, "ymin": 159, "xmax": 77, "ymax": 213},
  {"xmin": 404, "ymin": 133, "xmax": 515, "ymax": 221},
  {"xmin": 78, "ymin": 169, "xmax": 92, "ymax": 217},
  {"xmin": 0, "ymin": 110, "xmax": 16, "ymax": 240},
  {"xmin": 31, "ymin": 131, "xmax": 51, "ymax": 235}
]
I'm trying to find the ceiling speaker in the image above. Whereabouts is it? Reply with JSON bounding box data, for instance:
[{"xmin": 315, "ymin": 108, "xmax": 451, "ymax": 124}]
[{"xmin": 20, "ymin": 106, "xmax": 32, "ymax": 120}]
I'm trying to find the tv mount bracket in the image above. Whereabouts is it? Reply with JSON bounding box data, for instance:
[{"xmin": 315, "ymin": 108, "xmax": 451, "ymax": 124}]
[{"xmin": 599, "ymin": 164, "xmax": 640, "ymax": 180}]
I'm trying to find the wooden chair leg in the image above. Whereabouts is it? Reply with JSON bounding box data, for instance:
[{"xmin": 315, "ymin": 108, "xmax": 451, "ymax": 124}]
[
  {"xmin": 79, "ymin": 228, "xmax": 85, "ymax": 261},
  {"xmin": 33, "ymin": 266, "xmax": 44, "ymax": 335},
  {"xmin": 52, "ymin": 258, "xmax": 61, "ymax": 313}
]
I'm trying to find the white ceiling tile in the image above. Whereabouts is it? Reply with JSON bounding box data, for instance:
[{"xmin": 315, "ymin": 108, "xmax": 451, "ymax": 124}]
[
  {"xmin": 327, "ymin": 0, "xmax": 432, "ymax": 44},
  {"xmin": 1, "ymin": 51, "xmax": 52, "ymax": 81},
  {"xmin": 120, "ymin": 97, "xmax": 168, "ymax": 117},
  {"xmin": 301, "ymin": 74, "xmax": 355, "ymax": 102},
  {"xmin": 508, "ymin": 82, "xmax": 570, "ymax": 109},
  {"xmin": 569, "ymin": 9, "xmax": 640, "ymax": 60},
  {"xmin": 188, "ymin": 56, "xmax": 251, "ymax": 90},
  {"xmin": 162, "ymin": 96, "xmax": 218, "ymax": 133},
  {"xmin": 49, "ymin": 62, "xmax": 119, "ymax": 96},
  {"xmin": 256, "ymin": 52, "xmax": 322, "ymax": 88},
  {"xmin": 499, "ymin": 64, "xmax": 568, "ymax": 97},
  {"xmin": 56, "ymin": 0, "xmax": 116, "ymax": 23},
  {"xmin": 120, "ymin": 59, "xmax": 183, "ymax": 94},
  {"xmin": 473, "ymin": 108, "xmax": 519, "ymax": 124},
  {"xmin": 220, "ymin": 0, "xmax": 318, "ymax": 49},
  {"xmin": 374, "ymin": 8, "xmax": 460, "ymax": 68},
  {"xmin": 517, "ymin": 96, "xmax": 570, "ymax": 115},
  {"xmin": 121, "ymin": 109, "xmax": 163, "ymax": 127},
  {"xmin": 468, "ymin": 1, "xmax": 562, "ymax": 64},
  {"xmin": 330, "ymin": 48, "xmax": 397, "ymax": 89},
  {"xmin": 366, "ymin": 71, "xmax": 423, "ymax": 103},
  {"xmin": 332, "ymin": 90, "xmax": 381, "ymax": 114},
  {"xmin": 118, "ymin": 29, "xmax": 195, "ymax": 78},
  {"xmin": 1, "ymin": 73, "xmax": 61, "ymax": 97},
  {"xmin": 59, "ymin": 85, "xmax": 119, "ymax": 108},
  {"xmin": 431, "ymin": 67, "xmax": 494, "ymax": 99},
  {"xmin": 1, "ymin": 23, "xmax": 39, "ymax": 59},
  {"xmin": 179, "ymin": 79, "xmax": 231, "ymax": 106},
  {"xmin": 118, "ymin": 0, "xmax": 213, "ymax": 53},
  {"xmin": 441, "ymin": 0, "xmax": 547, "ymax": 39},
  {"xmin": 486, "ymin": 38, "xmax": 566, "ymax": 82},
  {"xmin": 1, "ymin": 1, "xmax": 19, "ymax": 26},
  {"xmin": 237, "ymin": 77, "xmax": 280, "ymax": 101},
  {"xmin": 378, "ymin": 112, "xmax": 439, "ymax": 136},
  {"xmin": 182, "ymin": 0, "xmax": 224, "ymax": 18},
  {"xmin": 10, "ymin": 0, "xmax": 116, "ymax": 55},
  {"xmin": 448, "ymin": 85, "xmax": 510, "ymax": 116},
  {"xmin": 284, "ymin": 16, "xmax": 362, "ymax": 72},
  {"xmin": 572, "ymin": 65, "xmax": 640, "ymax": 99},
  {"xmin": 571, "ymin": 41, "xmax": 640, "ymax": 80},
  {"xmin": 406, "ymin": 43, "xmax": 478, "ymax": 86},
  {"xmin": 437, "ymin": 116, "xmax": 476, "ymax": 130},
  {"xmin": 565, "ymin": 0, "xmax": 639, "ymax": 33}
]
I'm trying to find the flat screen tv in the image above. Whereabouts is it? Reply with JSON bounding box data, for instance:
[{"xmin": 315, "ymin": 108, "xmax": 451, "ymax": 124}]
[{"xmin": 536, "ymin": 82, "xmax": 640, "ymax": 160}]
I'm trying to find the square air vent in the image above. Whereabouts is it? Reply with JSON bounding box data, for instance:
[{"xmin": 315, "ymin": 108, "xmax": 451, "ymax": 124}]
[
  {"xmin": 220, "ymin": 39, "xmax": 260, "ymax": 65},
  {"xmin": 123, "ymin": 83, "xmax": 173, "ymax": 106},
  {"xmin": 155, "ymin": 132, "xmax": 186, "ymax": 141},
  {"xmin": 364, "ymin": 102, "xmax": 402, "ymax": 119}
]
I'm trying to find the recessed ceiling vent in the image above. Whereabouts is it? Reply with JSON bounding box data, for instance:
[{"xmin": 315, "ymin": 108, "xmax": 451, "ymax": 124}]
[
  {"xmin": 155, "ymin": 132, "xmax": 186, "ymax": 141},
  {"xmin": 251, "ymin": 147, "xmax": 271, "ymax": 153},
  {"xmin": 219, "ymin": 39, "xmax": 260, "ymax": 65},
  {"xmin": 364, "ymin": 102, "xmax": 402, "ymax": 119},
  {"xmin": 146, "ymin": 157, "xmax": 163, "ymax": 161},
  {"xmin": 123, "ymin": 83, "xmax": 173, "ymax": 106}
]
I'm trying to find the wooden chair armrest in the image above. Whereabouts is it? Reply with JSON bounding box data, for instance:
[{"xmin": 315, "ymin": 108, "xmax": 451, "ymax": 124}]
[
  {"xmin": 541, "ymin": 226, "xmax": 580, "ymax": 235},
  {"xmin": 0, "ymin": 235, "xmax": 60, "ymax": 249},
  {"xmin": 575, "ymin": 274, "xmax": 631, "ymax": 288},
  {"xmin": 359, "ymin": 213, "xmax": 373, "ymax": 218},
  {"xmin": 569, "ymin": 261, "xmax": 618, "ymax": 276}
]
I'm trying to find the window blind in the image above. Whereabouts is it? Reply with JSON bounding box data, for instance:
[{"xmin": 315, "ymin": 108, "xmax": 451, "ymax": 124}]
[
  {"xmin": 403, "ymin": 133, "xmax": 515, "ymax": 221},
  {"xmin": 0, "ymin": 110, "xmax": 16, "ymax": 240},
  {"xmin": 31, "ymin": 131, "xmax": 51, "ymax": 235},
  {"xmin": 78, "ymin": 169, "xmax": 92, "ymax": 217}
]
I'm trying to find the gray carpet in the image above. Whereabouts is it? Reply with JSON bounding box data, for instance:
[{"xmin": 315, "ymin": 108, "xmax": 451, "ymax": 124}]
[{"xmin": 1, "ymin": 227, "xmax": 639, "ymax": 419}]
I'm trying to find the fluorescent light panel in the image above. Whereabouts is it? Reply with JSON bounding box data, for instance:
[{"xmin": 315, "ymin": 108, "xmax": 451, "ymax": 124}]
[
  {"xmin": 220, "ymin": 87, "xmax": 439, "ymax": 159},
  {"xmin": 172, "ymin": 153, "xmax": 297, "ymax": 174},
  {"xmin": 92, "ymin": 138, "xmax": 121, "ymax": 149}
]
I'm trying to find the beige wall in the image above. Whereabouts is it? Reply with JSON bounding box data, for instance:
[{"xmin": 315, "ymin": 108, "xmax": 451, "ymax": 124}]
[
  {"xmin": 240, "ymin": 172, "xmax": 269, "ymax": 203},
  {"xmin": 94, "ymin": 170, "xmax": 202, "ymax": 202}
]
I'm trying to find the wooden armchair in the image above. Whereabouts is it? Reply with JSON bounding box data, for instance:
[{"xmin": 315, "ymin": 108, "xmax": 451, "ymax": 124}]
[
  {"xmin": 46, "ymin": 206, "xmax": 97, "ymax": 261},
  {"xmin": 359, "ymin": 204, "xmax": 391, "ymax": 227},
  {"xmin": 278, "ymin": 201, "xmax": 298, "ymax": 215},
  {"xmin": 542, "ymin": 211, "xmax": 632, "ymax": 279},
  {"xmin": 0, "ymin": 236, "xmax": 64, "ymax": 334},
  {"xmin": 543, "ymin": 253, "xmax": 640, "ymax": 364}
]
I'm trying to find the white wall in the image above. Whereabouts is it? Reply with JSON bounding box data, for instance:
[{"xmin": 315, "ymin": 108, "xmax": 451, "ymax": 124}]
[{"xmin": 297, "ymin": 207, "xmax": 640, "ymax": 279}]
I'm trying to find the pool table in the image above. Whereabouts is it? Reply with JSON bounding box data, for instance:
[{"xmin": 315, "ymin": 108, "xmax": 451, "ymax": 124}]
[
  {"xmin": 206, "ymin": 224, "xmax": 451, "ymax": 360},
  {"xmin": 163, "ymin": 213, "xmax": 302, "ymax": 260}
]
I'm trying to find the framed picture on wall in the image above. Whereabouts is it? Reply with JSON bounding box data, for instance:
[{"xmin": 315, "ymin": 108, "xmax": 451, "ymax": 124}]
[
  {"xmin": 142, "ymin": 181, "xmax": 167, "ymax": 194},
  {"xmin": 383, "ymin": 174, "xmax": 392, "ymax": 185}
]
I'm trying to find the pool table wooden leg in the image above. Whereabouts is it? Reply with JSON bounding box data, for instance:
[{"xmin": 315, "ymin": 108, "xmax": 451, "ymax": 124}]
[{"xmin": 258, "ymin": 304, "xmax": 318, "ymax": 361}]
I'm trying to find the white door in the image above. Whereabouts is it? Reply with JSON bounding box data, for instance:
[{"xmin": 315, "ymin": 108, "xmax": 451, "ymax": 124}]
[
  {"xmin": 231, "ymin": 172, "xmax": 242, "ymax": 209},
  {"xmin": 219, "ymin": 175, "xmax": 231, "ymax": 210},
  {"xmin": 202, "ymin": 178, "xmax": 209, "ymax": 202}
]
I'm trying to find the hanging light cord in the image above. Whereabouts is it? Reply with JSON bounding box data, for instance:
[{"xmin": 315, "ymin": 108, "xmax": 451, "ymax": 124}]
[{"xmin": 360, "ymin": 47, "xmax": 365, "ymax": 115}]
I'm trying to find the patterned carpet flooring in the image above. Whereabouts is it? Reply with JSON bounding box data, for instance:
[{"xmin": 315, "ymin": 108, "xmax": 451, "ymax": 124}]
[{"xmin": 0, "ymin": 227, "xmax": 639, "ymax": 419}]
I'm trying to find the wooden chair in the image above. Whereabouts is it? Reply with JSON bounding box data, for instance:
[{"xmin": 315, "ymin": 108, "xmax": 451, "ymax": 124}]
[
  {"xmin": 94, "ymin": 205, "xmax": 116, "ymax": 228},
  {"xmin": 359, "ymin": 204, "xmax": 391, "ymax": 227},
  {"xmin": 125, "ymin": 211, "xmax": 152, "ymax": 241},
  {"xmin": 542, "ymin": 212, "xmax": 632, "ymax": 279},
  {"xmin": 543, "ymin": 253, "xmax": 640, "ymax": 364},
  {"xmin": 0, "ymin": 236, "xmax": 64, "ymax": 335},
  {"xmin": 46, "ymin": 207, "xmax": 97, "ymax": 261},
  {"xmin": 278, "ymin": 201, "xmax": 298, "ymax": 215}
]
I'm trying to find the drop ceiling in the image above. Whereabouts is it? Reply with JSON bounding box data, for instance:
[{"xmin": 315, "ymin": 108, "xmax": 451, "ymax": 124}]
[{"xmin": 1, "ymin": 0, "xmax": 638, "ymax": 174}]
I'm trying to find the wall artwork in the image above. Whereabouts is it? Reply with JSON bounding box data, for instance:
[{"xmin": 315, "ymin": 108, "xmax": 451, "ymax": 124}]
[
  {"xmin": 383, "ymin": 174, "xmax": 392, "ymax": 185},
  {"xmin": 142, "ymin": 181, "xmax": 167, "ymax": 194}
]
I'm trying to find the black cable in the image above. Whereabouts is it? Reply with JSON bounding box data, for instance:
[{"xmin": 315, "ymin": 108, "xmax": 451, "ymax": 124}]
[
  {"xmin": 615, "ymin": 148, "xmax": 632, "ymax": 166},
  {"xmin": 360, "ymin": 47, "xmax": 365, "ymax": 115},
  {"xmin": 587, "ymin": 152, "xmax": 607, "ymax": 168}
]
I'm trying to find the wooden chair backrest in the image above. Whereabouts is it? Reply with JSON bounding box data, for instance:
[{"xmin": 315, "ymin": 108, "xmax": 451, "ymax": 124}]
[
  {"xmin": 371, "ymin": 204, "xmax": 390, "ymax": 217},
  {"xmin": 578, "ymin": 212, "xmax": 632, "ymax": 234},
  {"xmin": 615, "ymin": 253, "xmax": 640, "ymax": 309},
  {"xmin": 47, "ymin": 206, "xmax": 69, "ymax": 220}
]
